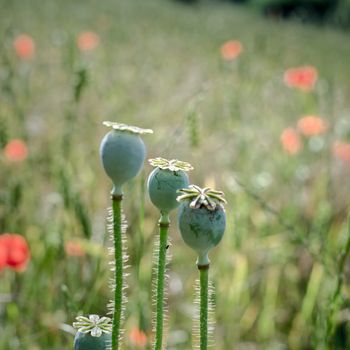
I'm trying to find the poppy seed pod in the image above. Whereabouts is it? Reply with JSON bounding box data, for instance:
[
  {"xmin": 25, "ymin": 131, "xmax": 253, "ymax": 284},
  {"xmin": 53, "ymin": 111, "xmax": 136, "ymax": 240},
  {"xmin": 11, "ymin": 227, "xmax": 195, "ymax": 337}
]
[
  {"xmin": 177, "ymin": 185, "xmax": 226, "ymax": 266},
  {"xmin": 100, "ymin": 122, "xmax": 153, "ymax": 195},
  {"xmin": 147, "ymin": 158, "xmax": 193, "ymax": 214},
  {"xmin": 74, "ymin": 332, "xmax": 112, "ymax": 350},
  {"xmin": 73, "ymin": 315, "xmax": 112, "ymax": 350}
]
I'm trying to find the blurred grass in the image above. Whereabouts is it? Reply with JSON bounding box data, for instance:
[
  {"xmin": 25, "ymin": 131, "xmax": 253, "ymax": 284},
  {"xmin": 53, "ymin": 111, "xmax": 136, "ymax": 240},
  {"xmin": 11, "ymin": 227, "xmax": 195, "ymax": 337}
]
[{"xmin": 0, "ymin": 0, "xmax": 350, "ymax": 349}]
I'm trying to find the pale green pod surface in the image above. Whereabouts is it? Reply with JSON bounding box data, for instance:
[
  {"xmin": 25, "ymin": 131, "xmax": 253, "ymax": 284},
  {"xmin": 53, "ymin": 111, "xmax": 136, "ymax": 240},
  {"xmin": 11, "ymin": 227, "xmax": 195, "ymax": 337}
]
[
  {"xmin": 178, "ymin": 202, "xmax": 226, "ymax": 265},
  {"xmin": 74, "ymin": 332, "xmax": 112, "ymax": 350},
  {"xmin": 147, "ymin": 168, "xmax": 189, "ymax": 213},
  {"xmin": 100, "ymin": 130, "xmax": 146, "ymax": 195}
]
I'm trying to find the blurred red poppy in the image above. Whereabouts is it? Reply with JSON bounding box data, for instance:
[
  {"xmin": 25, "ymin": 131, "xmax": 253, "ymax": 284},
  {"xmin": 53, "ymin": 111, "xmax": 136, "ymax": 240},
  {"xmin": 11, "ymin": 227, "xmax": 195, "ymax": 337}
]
[
  {"xmin": 4, "ymin": 139, "xmax": 28, "ymax": 162},
  {"xmin": 129, "ymin": 328, "xmax": 147, "ymax": 347},
  {"xmin": 13, "ymin": 34, "xmax": 35, "ymax": 60},
  {"xmin": 77, "ymin": 31, "xmax": 100, "ymax": 52},
  {"xmin": 65, "ymin": 240, "xmax": 85, "ymax": 257},
  {"xmin": 283, "ymin": 65, "xmax": 318, "ymax": 92},
  {"xmin": 220, "ymin": 40, "xmax": 243, "ymax": 61},
  {"xmin": 297, "ymin": 115, "xmax": 328, "ymax": 136},
  {"xmin": 280, "ymin": 127, "xmax": 302, "ymax": 155},
  {"xmin": 332, "ymin": 141, "xmax": 350, "ymax": 163},
  {"xmin": 0, "ymin": 234, "xmax": 30, "ymax": 272}
]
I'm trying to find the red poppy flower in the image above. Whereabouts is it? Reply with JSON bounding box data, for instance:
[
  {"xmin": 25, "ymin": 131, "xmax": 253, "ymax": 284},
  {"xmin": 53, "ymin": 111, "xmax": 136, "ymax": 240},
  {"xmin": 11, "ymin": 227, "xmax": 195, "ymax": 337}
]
[
  {"xmin": 129, "ymin": 328, "xmax": 147, "ymax": 347},
  {"xmin": 280, "ymin": 127, "xmax": 302, "ymax": 155},
  {"xmin": 0, "ymin": 234, "xmax": 30, "ymax": 272},
  {"xmin": 220, "ymin": 40, "xmax": 243, "ymax": 61},
  {"xmin": 283, "ymin": 65, "xmax": 318, "ymax": 92},
  {"xmin": 332, "ymin": 141, "xmax": 350, "ymax": 163},
  {"xmin": 65, "ymin": 240, "xmax": 85, "ymax": 257},
  {"xmin": 13, "ymin": 34, "xmax": 35, "ymax": 60},
  {"xmin": 4, "ymin": 139, "xmax": 28, "ymax": 162},
  {"xmin": 297, "ymin": 115, "xmax": 328, "ymax": 136},
  {"xmin": 77, "ymin": 31, "xmax": 100, "ymax": 52}
]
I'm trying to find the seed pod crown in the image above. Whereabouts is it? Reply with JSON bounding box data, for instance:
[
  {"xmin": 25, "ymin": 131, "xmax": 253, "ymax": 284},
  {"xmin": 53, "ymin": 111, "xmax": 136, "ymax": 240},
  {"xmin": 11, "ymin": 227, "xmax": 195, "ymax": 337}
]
[
  {"xmin": 177, "ymin": 185, "xmax": 226, "ymax": 211},
  {"xmin": 73, "ymin": 315, "xmax": 112, "ymax": 350},
  {"xmin": 73, "ymin": 315, "xmax": 112, "ymax": 337}
]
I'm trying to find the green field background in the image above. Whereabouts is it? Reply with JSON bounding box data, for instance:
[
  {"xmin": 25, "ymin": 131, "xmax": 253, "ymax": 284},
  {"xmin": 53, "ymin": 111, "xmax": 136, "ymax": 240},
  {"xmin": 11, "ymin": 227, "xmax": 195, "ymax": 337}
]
[{"xmin": 1, "ymin": 0, "xmax": 350, "ymax": 349}]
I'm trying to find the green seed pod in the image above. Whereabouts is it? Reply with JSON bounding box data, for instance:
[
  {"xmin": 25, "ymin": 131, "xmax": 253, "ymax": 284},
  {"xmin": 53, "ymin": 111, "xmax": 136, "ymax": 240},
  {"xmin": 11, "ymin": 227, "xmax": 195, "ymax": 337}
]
[
  {"xmin": 100, "ymin": 122, "xmax": 153, "ymax": 196},
  {"xmin": 147, "ymin": 158, "xmax": 193, "ymax": 213},
  {"xmin": 177, "ymin": 185, "xmax": 227, "ymax": 266},
  {"xmin": 73, "ymin": 315, "xmax": 112, "ymax": 350},
  {"xmin": 74, "ymin": 332, "xmax": 112, "ymax": 350}
]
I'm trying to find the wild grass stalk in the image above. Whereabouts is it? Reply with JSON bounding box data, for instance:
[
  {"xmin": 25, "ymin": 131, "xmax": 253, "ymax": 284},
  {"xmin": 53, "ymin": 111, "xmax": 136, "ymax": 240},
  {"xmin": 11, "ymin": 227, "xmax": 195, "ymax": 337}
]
[{"xmin": 325, "ymin": 215, "xmax": 350, "ymax": 346}]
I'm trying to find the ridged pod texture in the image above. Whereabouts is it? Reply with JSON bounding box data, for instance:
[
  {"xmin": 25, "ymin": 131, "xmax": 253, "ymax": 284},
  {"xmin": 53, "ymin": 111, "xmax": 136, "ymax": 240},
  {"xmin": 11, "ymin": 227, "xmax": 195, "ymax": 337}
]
[
  {"xmin": 147, "ymin": 168, "xmax": 189, "ymax": 213},
  {"xmin": 100, "ymin": 131, "xmax": 146, "ymax": 195},
  {"xmin": 178, "ymin": 202, "xmax": 226, "ymax": 265},
  {"xmin": 74, "ymin": 332, "xmax": 112, "ymax": 350}
]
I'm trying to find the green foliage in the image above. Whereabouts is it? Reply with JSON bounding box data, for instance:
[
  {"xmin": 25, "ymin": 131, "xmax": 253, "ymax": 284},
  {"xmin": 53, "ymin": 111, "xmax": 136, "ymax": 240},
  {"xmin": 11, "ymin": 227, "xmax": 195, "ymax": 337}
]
[
  {"xmin": 57, "ymin": 167, "xmax": 92, "ymax": 239},
  {"xmin": 249, "ymin": 0, "xmax": 334, "ymax": 18},
  {"xmin": 186, "ymin": 109, "xmax": 201, "ymax": 149},
  {"xmin": 73, "ymin": 67, "xmax": 88, "ymax": 103},
  {"xmin": 332, "ymin": 0, "xmax": 350, "ymax": 27},
  {"xmin": 229, "ymin": 0, "xmax": 350, "ymax": 26},
  {"xmin": 0, "ymin": 116, "xmax": 8, "ymax": 149}
]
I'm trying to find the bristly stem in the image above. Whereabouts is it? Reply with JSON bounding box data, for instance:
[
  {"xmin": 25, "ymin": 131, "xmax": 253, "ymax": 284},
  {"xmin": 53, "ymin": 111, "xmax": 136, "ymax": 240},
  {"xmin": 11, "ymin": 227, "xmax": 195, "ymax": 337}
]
[
  {"xmin": 154, "ymin": 213, "xmax": 170, "ymax": 350},
  {"xmin": 112, "ymin": 195, "xmax": 123, "ymax": 350},
  {"xmin": 199, "ymin": 266, "xmax": 209, "ymax": 350}
]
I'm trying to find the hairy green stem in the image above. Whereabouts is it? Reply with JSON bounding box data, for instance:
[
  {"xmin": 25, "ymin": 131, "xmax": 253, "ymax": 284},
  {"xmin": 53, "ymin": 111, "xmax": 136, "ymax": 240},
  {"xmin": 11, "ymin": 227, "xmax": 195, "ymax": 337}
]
[
  {"xmin": 112, "ymin": 196, "xmax": 123, "ymax": 350},
  {"xmin": 199, "ymin": 266, "xmax": 209, "ymax": 350},
  {"xmin": 154, "ymin": 213, "xmax": 170, "ymax": 350}
]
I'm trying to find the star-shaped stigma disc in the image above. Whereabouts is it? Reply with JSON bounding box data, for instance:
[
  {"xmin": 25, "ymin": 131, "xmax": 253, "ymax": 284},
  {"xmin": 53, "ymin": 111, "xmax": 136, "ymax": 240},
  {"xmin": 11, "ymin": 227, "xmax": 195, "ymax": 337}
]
[
  {"xmin": 177, "ymin": 185, "xmax": 226, "ymax": 211},
  {"xmin": 149, "ymin": 157, "xmax": 193, "ymax": 172},
  {"xmin": 73, "ymin": 314, "xmax": 112, "ymax": 337}
]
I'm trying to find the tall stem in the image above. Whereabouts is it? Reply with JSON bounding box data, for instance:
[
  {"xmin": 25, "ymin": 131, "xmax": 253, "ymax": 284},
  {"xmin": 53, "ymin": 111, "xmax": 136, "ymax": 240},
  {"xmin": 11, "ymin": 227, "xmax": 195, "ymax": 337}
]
[
  {"xmin": 154, "ymin": 213, "xmax": 170, "ymax": 350},
  {"xmin": 112, "ymin": 195, "xmax": 123, "ymax": 350},
  {"xmin": 199, "ymin": 266, "xmax": 209, "ymax": 350}
]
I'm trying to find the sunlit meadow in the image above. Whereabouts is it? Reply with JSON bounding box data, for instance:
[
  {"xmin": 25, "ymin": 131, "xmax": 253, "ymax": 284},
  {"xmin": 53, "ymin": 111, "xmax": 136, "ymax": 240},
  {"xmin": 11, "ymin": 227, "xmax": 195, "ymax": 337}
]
[{"xmin": 1, "ymin": 0, "xmax": 350, "ymax": 349}]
